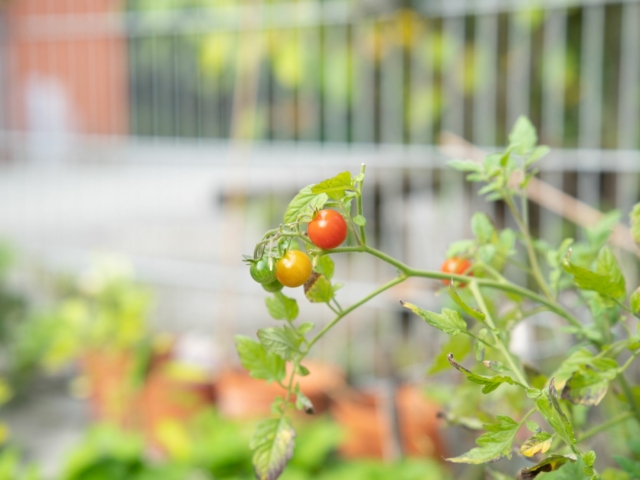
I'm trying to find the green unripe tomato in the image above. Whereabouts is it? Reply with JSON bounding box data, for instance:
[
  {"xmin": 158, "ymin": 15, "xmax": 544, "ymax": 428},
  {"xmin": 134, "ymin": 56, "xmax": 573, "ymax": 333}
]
[
  {"xmin": 250, "ymin": 257, "xmax": 277, "ymax": 284},
  {"xmin": 262, "ymin": 278, "xmax": 284, "ymax": 292}
]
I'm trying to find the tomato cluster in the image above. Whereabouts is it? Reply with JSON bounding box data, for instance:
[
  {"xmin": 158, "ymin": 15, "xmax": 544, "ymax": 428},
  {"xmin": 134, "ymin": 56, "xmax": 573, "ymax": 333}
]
[{"xmin": 249, "ymin": 209, "xmax": 348, "ymax": 290}]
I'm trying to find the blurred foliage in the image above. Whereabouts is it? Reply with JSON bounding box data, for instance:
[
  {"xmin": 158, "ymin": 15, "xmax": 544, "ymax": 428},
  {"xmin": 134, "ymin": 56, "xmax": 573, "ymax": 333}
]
[{"xmin": 123, "ymin": 2, "xmax": 636, "ymax": 147}]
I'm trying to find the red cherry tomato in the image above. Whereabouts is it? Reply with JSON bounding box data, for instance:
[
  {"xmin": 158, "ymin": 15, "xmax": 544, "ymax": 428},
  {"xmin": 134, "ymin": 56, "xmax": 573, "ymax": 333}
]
[
  {"xmin": 276, "ymin": 250, "xmax": 312, "ymax": 288},
  {"xmin": 308, "ymin": 209, "xmax": 348, "ymax": 250},
  {"xmin": 440, "ymin": 257, "xmax": 473, "ymax": 287}
]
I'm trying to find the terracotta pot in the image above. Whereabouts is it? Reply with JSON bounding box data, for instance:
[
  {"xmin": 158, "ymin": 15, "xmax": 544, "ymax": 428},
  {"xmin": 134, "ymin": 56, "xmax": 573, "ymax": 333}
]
[
  {"xmin": 216, "ymin": 360, "xmax": 345, "ymax": 419},
  {"xmin": 80, "ymin": 349, "xmax": 137, "ymax": 427},
  {"xmin": 330, "ymin": 385, "xmax": 445, "ymax": 460},
  {"xmin": 139, "ymin": 363, "xmax": 215, "ymax": 448}
]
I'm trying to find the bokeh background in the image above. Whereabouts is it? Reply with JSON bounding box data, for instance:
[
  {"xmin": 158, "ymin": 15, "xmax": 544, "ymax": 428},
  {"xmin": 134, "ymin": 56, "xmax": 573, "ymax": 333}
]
[{"xmin": 0, "ymin": 0, "xmax": 639, "ymax": 478}]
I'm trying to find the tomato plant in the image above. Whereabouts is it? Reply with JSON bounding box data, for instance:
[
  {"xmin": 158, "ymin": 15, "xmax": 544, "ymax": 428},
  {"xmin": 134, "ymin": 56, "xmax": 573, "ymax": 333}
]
[
  {"xmin": 276, "ymin": 250, "xmax": 312, "ymax": 288},
  {"xmin": 308, "ymin": 209, "xmax": 348, "ymax": 250},
  {"xmin": 238, "ymin": 117, "xmax": 640, "ymax": 480},
  {"xmin": 249, "ymin": 257, "xmax": 277, "ymax": 284},
  {"xmin": 440, "ymin": 257, "xmax": 472, "ymax": 286}
]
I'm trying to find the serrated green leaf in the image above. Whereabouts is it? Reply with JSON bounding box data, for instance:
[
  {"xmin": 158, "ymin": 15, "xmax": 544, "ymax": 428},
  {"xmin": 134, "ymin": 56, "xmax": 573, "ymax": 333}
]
[
  {"xmin": 479, "ymin": 244, "xmax": 498, "ymax": 263},
  {"xmin": 257, "ymin": 327, "xmax": 301, "ymax": 360},
  {"xmin": 449, "ymin": 160, "xmax": 483, "ymax": 173},
  {"xmin": 304, "ymin": 273, "xmax": 334, "ymax": 303},
  {"xmin": 447, "ymin": 239, "xmax": 475, "ymax": 258},
  {"xmin": 401, "ymin": 304, "xmax": 467, "ymax": 336},
  {"xmin": 311, "ymin": 171, "xmax": 353, "ymax": 200},
  {"xmin": 297, "ymin": 322, "xmax": 314, "ymax": 335},
  {"xmin": 483, "ymin": 360, "xmax": 507, "ymax": 373},
  {"xmin": 596, "ymin": 246, "xmax": 626, "ymax": 298},
  {"xmin": 526, "ymin": 421, "xmax": 541, "ymax": 433},
  {"xmin": 520, "ymin": 431, "xmax": 553, "ymax": 457},
  {"xmin": 428, "ymin": 335, "xmax": 472, "ymax": 374},
  {"xmin": 552, "ymin": 348, "xmax": 618, "ymax": 390},
  {"xmin": 631, "ymin": 203, "xmax": 640, "ymax": 245},
  {"xmin": 587, "ymin": 210, "xmax": 622, "ymax": 248},
  {"xmin": 314, "ymin": 256, "xmax": 334, "ymax": 280},
  {"xmin": 265, "ymin": 292, "xmax": 299, "ymax": 321},
  {"xmin": 353, "ymin": 215, "xmax": 366, "ymax": 226},
  {"xmin": 447, "ymin": 415, "xmax": 520, "ymax": 464},
  {"xmin": 561, "ymin": 365, "xmax": 616, "ymax": 406},
  {"xmin": 250, "ymin": 417, "xmax": 296, "ymax": 480},
  {"xmin": 536, "ymin": 380, "xmax": 575, "ymax": 446},
  {"xmin": 447, "ymin": 353, "xmax": 526, "ymax": 393},
  {"xmin": 472, "ymin": 213, "xmax": 496, "ymax": 244},
  {"xmin": 525, "ymin": 145, "xmax": 550, "ymax": 167},
  {"xmin": 563, "ymin": 247, "xmax": 626, "ymax": 299},
  {"xmin": 509, "ymin": 116, "xmax": 537, "ymax": 155},
  {"xmin": 283, "ymin": 185, "xmax": 328, "ymax": 223},
  {"xmin": 517, "ymin": 455, "xmax": 577, "ymax": 480},
  {"xmin": 448, "ymin": 285, "xmax": 486, "ymax": 322},
  {"xmin": 583, "ymin": 451, "xmax": 596, "ymax": 467},
  {"xmin": 235, "ymin": 335, "xmax": 286, "ymax": 383}
]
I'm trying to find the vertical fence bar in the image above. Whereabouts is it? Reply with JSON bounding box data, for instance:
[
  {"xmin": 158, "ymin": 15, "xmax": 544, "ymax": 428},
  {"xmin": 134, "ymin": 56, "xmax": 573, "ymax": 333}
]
[
  {"xmin": 409, "ymin": 13, "xmax": 433, "ymax": 145},
  {"xmin": 298, "ymin": 24, "xmax": 321, "ymax": 142},
  {"xmin": 472, "ymin": 8, "xmax": 498, "ymax": 147},
  {"xmin": 506, "ymin": 9, "xmax": 531, "ymax": 128},
  {"xmin": 577, "ymin": 5, "xmax": 605, "ymax": 213},
  {"xmin": 441, "ymin": 10, "xmax": 465, "ymax": 137},
  {"xmin": 539, "ymin": 8, "xmax": 568, "ymax": 248},
  {"xmin": 352, "ymin": 19, "xmax": 375, "ymax": 144},
  {"xmin": 322, "ymin": 22, "xmax": 348, "ymax": 143},
  {"xmin": 380, "ymin": 16, "xmax": 403, "ymax": 144}
]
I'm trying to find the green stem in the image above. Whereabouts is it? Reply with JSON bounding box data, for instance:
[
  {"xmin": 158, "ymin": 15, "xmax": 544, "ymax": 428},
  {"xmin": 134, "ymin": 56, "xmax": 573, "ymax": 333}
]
[
  {"xmin": 614, "ymin": 298, "xmax": 640, "ymax": 321},
  {"xmin": 576, "ymin": 411, "xmax": 634, "ymax": 444},
  {"xmin": 619, "ymin": 350, "xmax": 640, "ymax": 373},
  {"xmin": 504, "ymin": 194, "xmax": 553, "ymax": 301},
  {"xmin": 617, "ymin": 375, "xmax": 640, "ymax": 424},
  {"xmin": 318, "ymin": 244, "xmax": 587, "ymax": 338},
  {"xmin": 356, "ymin": 163, "xmax": 367, "ymax": 246},
  {"xmin": 307, "ymin": 274, "xmax": 408, "ymax": 350},
  {"xmin": 469, "ymin": 281, "xmax": 529, "ymax": 387},
  {"xmin": 463, "ymin": 330, "xmax": 495, "ymax": 349}
]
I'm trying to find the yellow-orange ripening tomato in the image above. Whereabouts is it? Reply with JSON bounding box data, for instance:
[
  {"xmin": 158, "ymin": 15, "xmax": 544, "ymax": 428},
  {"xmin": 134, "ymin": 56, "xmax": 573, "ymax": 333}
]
[
  {"xmin": 440, "ymin": 257, "xmax": 473, "ymax": 287},
  {"xmin": 276, "ymin": 250, "xmax": 312, "ymax": 288},
  {"xmin": 307, "ymin": 209, "xmax": 348, "ymax": 250}
]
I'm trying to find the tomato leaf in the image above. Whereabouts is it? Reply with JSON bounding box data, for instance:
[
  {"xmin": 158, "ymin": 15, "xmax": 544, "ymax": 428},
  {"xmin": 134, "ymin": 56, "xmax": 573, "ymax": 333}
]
[
  {"xmin": 250, "ymin": 417, "xmax": 296, "ymax": 480},
  {"xmin": 235, "ymin": 335, "xmax": 286, "ymax": 383},
  {"xmin": 283, "ymin": 185, "xmax": 328, "ymax": 223},
  {"xmin": 311, "ymin": 172, "xmax": 353, "ymax": 200},
  {"xmin": 294, "ymin": 386, "xmax": 314, "ymax": 414},
  {"xmin": 314, "ymin": 256, "xmax": 334, "ymax": 280},
  {"xmin": 561, "ymin": 365, "xmax": 617, "ymax": 406},
  {"xmin": 353, "ymin": 214, "xmax": 366, "ymax": 226},
  {"xmin": 448, "ymin": 285, "xmax": 486, "ymax": 322},
  {"xmin": 536, "ymin": 379, "xmax": 575, "ymax": 446},
  {"xmin": 297, "ymin": 322, "xmax": 314, "ymax": 335},
  {"xmin": 446, "ymin": 239, "xmax": 475, "ymax": 258},
  {"xmin": 401, "ymin": 303, "xmax": 467, "ymax": 336},
  {"xmin": 614, "ymin": 456, "xmax": 640, "ymax": 478},
  {"xmin": 631, "ymin": 288, "xmax": 640, "ymax": 314},
  {"xmin": 563, "ymin": 249, "xmax": 626, "ymax": 299},
  {"xmin": 551, "ymin": 348, "xmax": 618, "ymax": 390},
  {"xmin": 304, "ymin": 273, "xmax": 334, "ymax": 303},
  {"xmin": 265, "ymin": 292, "xmax": 299, "ymax": 321},
  {"xmin": 447, "ymin": 415, "xmax": 520, "ymax": 464},
  {"xmin": 525, "ymin": 145, "xmax": 550, "ymax": 167},
  {"xmin": 447, "ymin": 353, "xmax": 526, "ymax": 393},
  {"xmin": 517, "ymin": 454, "xmax": 577, "ymax": 480},
  {"xmin": 508, "ymin": 116, "xmax": 537, "ymax": 155},
  {"xmin": 448, "ymin": 159, "xmax": 483, "ymax": 172},
  {"xmin": 472, "ymin": 213, "xmax": 496, "ymax": 244},
  {"xmin": 257, "ymin": 327, "xmax": 301, "ymax": 360},
  {"xmin": 520, "ymin": 431, "xmax": 553, "ymax": 457}
]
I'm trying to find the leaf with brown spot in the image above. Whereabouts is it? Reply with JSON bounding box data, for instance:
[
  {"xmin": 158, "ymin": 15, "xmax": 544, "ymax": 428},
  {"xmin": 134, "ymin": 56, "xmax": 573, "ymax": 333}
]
[
  {"xmin": 517, "ymin": 454, "xmax": 577, "ymax": 480},
  {"xmin": 520, "ymin": 431, "xmax": 553, "ymax": 457},
  {"xmin": 304, "ymin": 272, "xmax": 334, "ymax": 303},
  {"xmin": 250, "ymin": 417, "xmax": 296, "ymax": 480},
  {"xmin": 561, "ymin": 365, "xmax": 616, "ymax": 406}
]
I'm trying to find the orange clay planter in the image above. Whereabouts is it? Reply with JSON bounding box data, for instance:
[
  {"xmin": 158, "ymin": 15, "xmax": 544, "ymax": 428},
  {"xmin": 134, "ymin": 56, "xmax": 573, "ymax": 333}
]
[
  {"xmin": 329, "ymin": 385, "xmax": 446, "ymax": 460},
  {"xmin": 139, "ymin": 363, "xmax": 215, "ymax": 450},
  {"xmin": 216, "ymin": 360, "xmax": 345, "ymax": 419}
]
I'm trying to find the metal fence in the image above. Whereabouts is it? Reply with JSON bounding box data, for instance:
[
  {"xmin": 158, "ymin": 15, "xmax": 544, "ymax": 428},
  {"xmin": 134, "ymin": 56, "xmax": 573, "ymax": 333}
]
[{"xmin": 1, "ymin": 0, "xmax": 640, "ymax": 377}]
